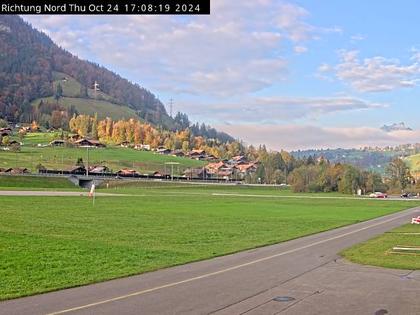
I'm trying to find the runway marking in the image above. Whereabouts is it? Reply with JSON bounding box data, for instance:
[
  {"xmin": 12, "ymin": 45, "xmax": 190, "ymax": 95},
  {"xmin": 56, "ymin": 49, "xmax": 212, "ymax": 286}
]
[{"xmin": 47, "ymin": 208, "xmax": 418, "ymax": 315}]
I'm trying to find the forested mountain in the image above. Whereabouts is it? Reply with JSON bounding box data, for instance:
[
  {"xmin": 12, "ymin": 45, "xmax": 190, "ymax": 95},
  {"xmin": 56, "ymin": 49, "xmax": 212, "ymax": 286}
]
[
  {"xmin": 0, "ymin": 15, "xmax": 233, "ymax": 142},
  {"xmin": 0, "ymin": 15, "xmax": 171, "ymax": 125}
]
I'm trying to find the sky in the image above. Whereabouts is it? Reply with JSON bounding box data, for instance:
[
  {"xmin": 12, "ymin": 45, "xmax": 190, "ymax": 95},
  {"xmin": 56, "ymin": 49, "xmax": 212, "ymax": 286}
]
[{"xmin": 23, "ymin": 0, "xmax": 420, "ymax": 151}]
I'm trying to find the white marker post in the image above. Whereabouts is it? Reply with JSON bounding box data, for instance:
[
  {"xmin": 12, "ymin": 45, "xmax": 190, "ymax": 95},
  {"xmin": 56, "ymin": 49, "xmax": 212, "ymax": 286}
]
[{"xmin": 89, "ymin": 183, "xmax": 96, "ymax": 206}]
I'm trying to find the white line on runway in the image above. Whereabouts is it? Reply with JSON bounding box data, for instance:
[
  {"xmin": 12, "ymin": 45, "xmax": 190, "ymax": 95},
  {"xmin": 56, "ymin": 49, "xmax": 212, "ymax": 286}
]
[{"xmin": 47, "ymin": 208, "xmax": 418, "ymax": 315}]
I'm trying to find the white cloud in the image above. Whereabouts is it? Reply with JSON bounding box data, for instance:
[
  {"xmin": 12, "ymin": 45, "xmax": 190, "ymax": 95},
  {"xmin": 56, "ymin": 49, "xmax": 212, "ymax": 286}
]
[
  {"xmin": 179, "ymin": 96, "xmax": 385, "ymax": 124},
  {"xmin": 350, "ymin": 34, "xmax": 365, "ymax": 41},
  {"xmin": 320, "ymin": 50, "xmax": 420, "ymax": 92},
  {"xmin": 217, "ymin": 124, "xmax": 420, "ymax": 151},
  {"xmin": 23, "ymin": 1, "xmax": 339, "ymax": 98},
  {"xmin": 294, "ymin": 46, "xmax": 308, "ymax": 54}
]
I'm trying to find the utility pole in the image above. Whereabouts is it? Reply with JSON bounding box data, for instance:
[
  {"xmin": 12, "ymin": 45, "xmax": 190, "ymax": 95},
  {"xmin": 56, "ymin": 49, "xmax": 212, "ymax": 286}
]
[
  {"xmin": 169, "ymin": 98, "xmax": 174, "ymax": 118},
  {"xmin": 86, "ymin": 146, "xmax": 89, "ymax": 177}
]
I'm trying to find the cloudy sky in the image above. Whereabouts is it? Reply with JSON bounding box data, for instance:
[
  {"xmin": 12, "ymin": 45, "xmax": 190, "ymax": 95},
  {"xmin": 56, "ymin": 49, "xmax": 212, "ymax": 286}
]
[{"xmin": 23, "ymin": 0, "xmax": 420, "ymax": 150}]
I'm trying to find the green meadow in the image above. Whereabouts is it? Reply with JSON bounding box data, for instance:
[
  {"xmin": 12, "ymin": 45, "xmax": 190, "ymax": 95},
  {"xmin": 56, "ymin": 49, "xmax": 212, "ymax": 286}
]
[
  {"xmin": 0, "ymin": 183, "xmax": 418, "ymax": 300},
  {"xmin": 341, "ymin": 223, "xmax": 420, "ymax": 270}
]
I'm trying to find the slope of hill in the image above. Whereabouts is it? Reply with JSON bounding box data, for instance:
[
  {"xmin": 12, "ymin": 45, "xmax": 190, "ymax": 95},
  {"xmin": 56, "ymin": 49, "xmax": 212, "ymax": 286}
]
[
  {"xmin": 31, "ymin": 72, "xmax": 140, "ymax": 120},
  {"xmin": 0, "ymin": 16, "xmax": 170, "ymax": 126}
]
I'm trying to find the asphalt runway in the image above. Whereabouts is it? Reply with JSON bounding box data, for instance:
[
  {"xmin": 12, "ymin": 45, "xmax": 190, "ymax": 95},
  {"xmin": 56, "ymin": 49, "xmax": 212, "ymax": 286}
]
[{"xmin": 1, "ymin": 205, "xmax": 419, "ymax": 315}]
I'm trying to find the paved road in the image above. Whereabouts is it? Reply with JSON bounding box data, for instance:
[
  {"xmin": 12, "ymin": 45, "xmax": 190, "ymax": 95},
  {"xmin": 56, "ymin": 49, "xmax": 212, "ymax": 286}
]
[{"xmin": 1, "ymin": 207, "xmax": 420, "ymax": 315}]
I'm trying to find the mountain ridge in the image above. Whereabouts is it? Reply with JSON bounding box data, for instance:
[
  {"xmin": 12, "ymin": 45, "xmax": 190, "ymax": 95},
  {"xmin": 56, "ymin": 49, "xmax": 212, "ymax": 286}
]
[{"xmin": 0, "ymin": 15, "xmax": 170, "ymax": 127}]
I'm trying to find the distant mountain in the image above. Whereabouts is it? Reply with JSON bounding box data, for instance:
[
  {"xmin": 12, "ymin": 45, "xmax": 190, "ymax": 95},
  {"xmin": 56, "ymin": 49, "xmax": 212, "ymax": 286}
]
[
  {"xmin": 381, "ymin": 122, "xmax": 412, "ymax": 132},
  {"xmin": 0, "ymin": 15, "xmax": 169, "ymax": 126}
]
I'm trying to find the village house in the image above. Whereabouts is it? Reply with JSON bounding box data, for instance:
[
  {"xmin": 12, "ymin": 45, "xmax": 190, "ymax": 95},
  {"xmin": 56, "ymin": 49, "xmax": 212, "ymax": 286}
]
[
  {"xmin": 50, "ymin": 139, "xmax": 66, "ymax": 146},
  {"xmin": 183, "ymin": 168, "xmax": 210, "ymax": 179},
  {"xmin": 171, "ymin": 149, "xmax": 185, "ymax": 157},
  {"xmin": 134, "ymin": 144, "xmax": 151, "ymax": 151},
  {"xmin": 117, "ymin": 168, "xmax": 139, "ymax": 176},
  {"xmin": 66, "ymin": 166, "xmax": 86, "ymax": 174},
  {"xmin": 187, "ymin": 149, "xmax": 208, "ymax": 160},
  {"xmin": 119, "ymin": 141, "xmax": 131, "ymax": 148},
  {"xmin": 156, "ymin": 147, "xmax": 171, "ymax": 155},
  {"xmin": 235, "ymin": 162, "xmax": 258, "ymax": 175},
  {"xmin": 89, "ymin": 165, "xmax": 110, "ymax": 174},
  {"xmin": 74, "ymin": 139, "xmax": 106, "ymax": 148}
]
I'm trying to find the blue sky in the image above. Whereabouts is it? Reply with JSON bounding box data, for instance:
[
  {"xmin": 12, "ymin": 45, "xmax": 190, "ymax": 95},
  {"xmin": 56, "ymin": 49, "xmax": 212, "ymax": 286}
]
[{"xmin": 23, "ymin": 0, "xmax": 420, "ymax": 150}]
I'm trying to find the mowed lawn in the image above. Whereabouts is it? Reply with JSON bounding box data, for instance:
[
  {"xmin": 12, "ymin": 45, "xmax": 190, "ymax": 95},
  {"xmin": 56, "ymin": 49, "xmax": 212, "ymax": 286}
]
[
  {"xmin": 0, "ymin": 175, "xmax": 79, "ymax": 191},
  {"xmin": 0, "ymin": 190, "xmax": 418, "ymax": 300},
  {"xmin": 341, "ymin": 223, "xmax": 420, "ymax": 270}
]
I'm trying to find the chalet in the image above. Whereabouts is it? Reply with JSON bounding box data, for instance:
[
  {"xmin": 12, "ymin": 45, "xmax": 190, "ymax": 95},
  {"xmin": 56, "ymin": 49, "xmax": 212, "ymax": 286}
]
[
  {"xmin": 183, "ymin": 168, "xmax": 210, "ymax": 179},
  {"xmin": 10, "ymin": 167, "xmax": 30, "ymax": 174},
  {"xmin": 217, "ymin": 169, "xmax": 234, "ymax": 180},
  {"xmin": 119, "ymin": 141, "xmax": 131, "ymax": 148},
  {"xmin": 89, "ymin": 165, "xmax": 110, "ymax": 174},
  {"xmin": 156, "ymin": 147, "xmax": 171, "ymax": 155},
  {"xmin": 66, "ymin": 166, "xmax": 86, "ymax": 174},
  {"xmin": 0, "ymin": 168, "xmax": 12, "ymax": 173},
  {"xmin": 171, "ymin": 150, "xmax": 185, "ymax": 157},
  {"xmin": 50, "ymin": 139, "xmax": 66, "ymax": 146},
  {"xmin": 117, "ymin": 168, "xmax": 139, "ymax": 176},
  {"xmin": 230, "ymin": 155, "xmax": 247, "ymax": 164},
  {"xmin": 134, "ymin": 144, "xmax": 151, "ymax": 151},
  {"xmin": 235, "ymin": 163, "xmax": 258, "ymax": 174},
  {"xmin": 75, "ymin": 139, "xmax": 106, "ymax": 148},
  {"xmin": 188, "ymin": 149, "xmax": 207, "ymax": 160},
  {"xmin": 152, "ymin": 171, "xmax": 164, "ymax": 177},
  {"xmin": 205, "ymin": 161, "xmax": 226, "ymax": 174}
]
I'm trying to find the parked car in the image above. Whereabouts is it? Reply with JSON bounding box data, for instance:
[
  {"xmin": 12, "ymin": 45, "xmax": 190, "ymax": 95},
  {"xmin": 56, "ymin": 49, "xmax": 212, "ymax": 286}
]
[
  {"xmin": 369, "ymin": 192, "xmax": 388, "ymax": 198},
  {"xmin": 401, "ymin": 192, "xmax": 410, "ymax": 198}
]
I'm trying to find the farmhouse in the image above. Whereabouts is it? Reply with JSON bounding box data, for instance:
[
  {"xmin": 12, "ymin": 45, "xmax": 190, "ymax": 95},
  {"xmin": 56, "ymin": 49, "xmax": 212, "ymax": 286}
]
[
  {"xmin": 205, "ymin": 161, "xmax": 226, "ymax": 174},
  {"xmin": 50, "ymin": 139, "xmax": 66, "ymax": 146},
  {"xmin": 119, "ymin": 141, "xmax": 131, "ymax": 148},
  {"xmin": 66, "ymin": 166, "xmax": 86, "ymax": 174},
  {"xmin": 134, "ymin": 144, "xmax": 150, "ymax": 151},
  {"xmin": 156, "ymin": 147, "xmax": 171, "ymax": 155},
  {"xmin": 89, "ymin": 165, "xmax": 110, "ymax": 174},
  {"xmin": 183, "ymin": 168, "xmax": 210, "ymax": 179},
  {"xmin": 171, "ymin": 149, "xmax": 185, "ymax": 157},
  {"xmin": 74, "ymin": 139, "xmax": 106, "ymax": 148},
  {"xmin": 117, "ymin": 168, "xmax": 139, "ymax": 176},
  {"xmin": 235, "ymin": 162, "xmax": 258, "ymax": 174}
]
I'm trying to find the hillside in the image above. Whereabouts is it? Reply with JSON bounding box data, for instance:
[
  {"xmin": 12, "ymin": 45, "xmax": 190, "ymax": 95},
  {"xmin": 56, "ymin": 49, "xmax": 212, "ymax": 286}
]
[
  {"xmin": 0, "ymin": 16, "xmax": 170, "ymax": 126},
  {"xmin": 31, "ymin": 72, "xmax": 140, "ymax": 121}
]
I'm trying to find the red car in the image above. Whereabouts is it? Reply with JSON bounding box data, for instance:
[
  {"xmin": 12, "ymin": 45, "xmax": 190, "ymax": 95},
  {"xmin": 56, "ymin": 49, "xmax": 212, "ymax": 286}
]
[{"xmin": 369, "ymin": 192, "xmax": 388, "ymax": 198}]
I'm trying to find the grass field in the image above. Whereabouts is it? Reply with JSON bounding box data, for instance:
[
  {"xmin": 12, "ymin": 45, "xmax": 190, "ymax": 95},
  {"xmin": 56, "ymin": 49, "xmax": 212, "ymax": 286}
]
[
  {"xmin": 31, "ymin": 96, "xmax": 139, "ymax": 121},
  {"xmin": 341, "ymin": 223, "xmax": 420, "ymax": 270},
  {"xmin": 0, "ymin": 175, "xmax": 79, "ymax": 191},
  {"xmin": 0, "ymin": 132, "xmax": 205, "ymax": 174},
  {"xmin": 0, "ymin": 184, "xmax": 418, "ymax": 300}
]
